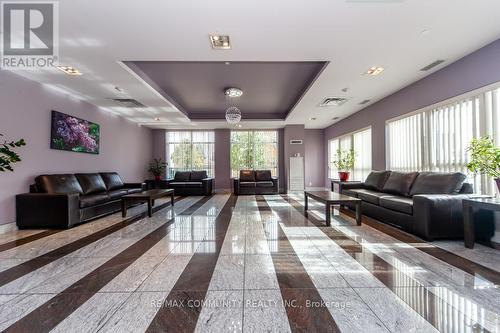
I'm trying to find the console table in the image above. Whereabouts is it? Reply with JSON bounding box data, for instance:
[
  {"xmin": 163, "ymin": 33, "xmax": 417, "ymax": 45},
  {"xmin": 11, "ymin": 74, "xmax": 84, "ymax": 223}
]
[{"xmin": 463, "ymin": 198, "xmax": 500, "ymax": 248}]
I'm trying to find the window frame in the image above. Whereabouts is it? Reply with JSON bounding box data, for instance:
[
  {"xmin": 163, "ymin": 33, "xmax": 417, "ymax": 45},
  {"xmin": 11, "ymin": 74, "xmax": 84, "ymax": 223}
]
[{"xmin": 166, "ymin": 131, "xmax": 215, "ymax": 178}]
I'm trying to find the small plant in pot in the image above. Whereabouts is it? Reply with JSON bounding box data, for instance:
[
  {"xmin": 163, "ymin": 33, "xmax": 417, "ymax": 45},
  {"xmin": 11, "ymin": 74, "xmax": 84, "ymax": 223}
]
[
  {"xmin": 332, "ymin": 148, "xmax": 356, "ymax": 182},
  {"xmin": 466, "ymin": 136, "xmax": 500, "ymax": 192},
  {"xmin": 0, "ymin": 133, "xmax": 26, "ymax": 172},
  {"xmin": 148, "ymin": 158, "xmax": 167, "ymax": 181}
]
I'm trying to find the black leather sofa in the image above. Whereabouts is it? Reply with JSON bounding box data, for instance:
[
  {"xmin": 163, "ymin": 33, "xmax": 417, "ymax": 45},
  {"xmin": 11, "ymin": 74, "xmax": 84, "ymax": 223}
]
[
  {"xmin": 340, "ymin": 171, "xmax": 478, "ymax": 240},
  {"xmin": 166, "ymin": 171, "xmax": 214, "ymax": 196},
  {"xmin": 16, "ymin": 172, "xmax": 145, "ymax": 229},
  {"xmin": 233, "ymin": 170, "xmax": 279, "ymax": 195}
]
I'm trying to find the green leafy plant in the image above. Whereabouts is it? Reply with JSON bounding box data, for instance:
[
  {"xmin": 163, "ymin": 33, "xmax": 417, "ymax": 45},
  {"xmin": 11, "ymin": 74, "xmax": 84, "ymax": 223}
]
[
  {"xmin": 466, "ymin": 136, "xmax": 500, "ymax": 179},
  {"xmin": 332, "ymin": 148, "xmax": 356, "ymax": 172},
  {"xmin": 148, "ymin": 158, "xmax": 167, "ymax": 177},
  {"xmin": 0, "ymin": 134, "xmax": 26, "ymax": 172}
]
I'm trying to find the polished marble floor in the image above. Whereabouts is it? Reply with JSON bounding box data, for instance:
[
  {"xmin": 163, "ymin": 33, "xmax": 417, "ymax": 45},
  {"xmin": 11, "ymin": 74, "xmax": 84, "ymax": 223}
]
[{"xmin": 0, "ymin": 194, "xmax": 498, "ymax": 332}]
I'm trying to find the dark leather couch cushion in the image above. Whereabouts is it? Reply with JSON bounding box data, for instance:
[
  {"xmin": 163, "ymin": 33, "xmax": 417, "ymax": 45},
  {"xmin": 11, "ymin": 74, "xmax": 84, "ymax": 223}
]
[
  {"xmin": 240, "ymin": 181, "xmax": 256, "ymax": 188},
  {"xmin": 99, "ymin": 172, "xmax": 124, "ymax": 191},
  {"xmin": 35, "ymin": 174, "xmax": 83, "ymax": 194},
  {"xmin": 75, "ymin": 173, "xmax": 107, "ymax": 195},
  {"xmin": 255, "ymin": 170, "xmax": 272, "ymax": 181},
  {"xmin": 169, "ymin": 182, "xmax": 186, "ymax": 188},
  {"xmin": 184, "ymin": 182, "xmax": 202, "ymax": 188},
  {"xmin": 342, "ymin": 188, "xmax": 372, "ymax": 198},
  {"xmin": 256, "ymin": 181, "xmax": 274, "ymax": 188},
  {"xmin": 127, "ymin": 188, "xmax": 142, "ymax": 194},
  {"xmin": 191, "ymin": 171, "xmax": 208, "ymax": 181},
  {"xmin": 174, "ymin": 171, "xmax": 191, "ymax": 181},
  {"xmin": 379, "ymin": 196, "xmax": 414, "ymax": 215},
  {"xmin": 382, "ymin": 172, "xmax": 418, "ymax": 197},
  {"xmin": 80, "ymin": 193, "xmax": 109, "ymax": 208},
  {"xmin": 364, "ymin": 171, "xmax": 391, "ymax": 191},
  {"xmin": 240, "ymin": 170, "xmax": 255, "ymax": 182},
  {"xmin": 409, "ymin": 172, "xmax": 467, "ymax": 196},
  {"xmin": 357, "ymin": 190, "xmax": 389, "ymax": 205},
  {"xmin": 107, "ymin": 189, "xmax": 128, "ymax": 199}
]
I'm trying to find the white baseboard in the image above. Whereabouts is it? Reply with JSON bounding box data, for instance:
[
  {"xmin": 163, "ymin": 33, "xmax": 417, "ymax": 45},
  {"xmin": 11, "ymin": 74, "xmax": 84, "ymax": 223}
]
[{"xmin": 0, "ymin": 222, "xmax": 17, "ymax": 233}]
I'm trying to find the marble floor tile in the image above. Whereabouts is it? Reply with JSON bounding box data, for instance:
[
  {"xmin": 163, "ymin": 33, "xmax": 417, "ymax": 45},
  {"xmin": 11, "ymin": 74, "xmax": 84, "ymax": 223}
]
[
  {"xmin": 138, "ymin": 255, "xmax": 194, "ymax": 292},
  {"xmin": 244, "ymin": 254, "xmax": 280, "ymax": 290},
  {"xmin": 243, "ymin": 289, "xmax": 291, "ymax": 333},
  {"xmin": 208, "ymin": 255, "xmax": 245, "ymax": 291},
  {"xmin": 245, "ymin": 234, "xmax": 271, "ymax": 255},
  {"xmin": 194, "ymin": 290, "xmax": 243, "ymax": 333},
  {"xmin": 0, "ymin": 293, "xmax": 55, "ymax": 330}
]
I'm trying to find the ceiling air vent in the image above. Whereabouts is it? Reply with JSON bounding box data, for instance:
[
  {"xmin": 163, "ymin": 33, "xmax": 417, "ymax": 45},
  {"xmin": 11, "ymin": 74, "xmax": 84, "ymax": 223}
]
[
  {"xmin": 109, "ymin": 98, "xmax": 146, "ymax": 108},
  {"xmin": 359, "ymin": 99, "xmax": 371, "ymax": 105},
  {"xmin": 420, "ymin": 60, "xmax": 445, "ymax": 72},
  {"xmin": 319, "ymin": 97, "xmax": 349, "ymax": 107}
]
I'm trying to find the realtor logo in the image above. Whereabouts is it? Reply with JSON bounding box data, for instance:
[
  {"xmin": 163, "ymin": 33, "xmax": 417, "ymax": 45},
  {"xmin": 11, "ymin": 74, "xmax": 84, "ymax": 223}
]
[{"xmin": 1, "ymin": 1, "xmax": 59, "ymax": 69}]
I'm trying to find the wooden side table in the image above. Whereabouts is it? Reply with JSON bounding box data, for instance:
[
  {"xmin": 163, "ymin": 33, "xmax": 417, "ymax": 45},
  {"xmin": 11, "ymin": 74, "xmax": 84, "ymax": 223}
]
[
  {"xmin": 330, "ymin": 179, "xmax": 362, "ymax": 193},
  {"xmin": 144, "ymin": 179, "xmax": 170, "ymax": 190},
  {"xmin": 463, "ymin": 198, "xmax": 499, "ymax": 248}
]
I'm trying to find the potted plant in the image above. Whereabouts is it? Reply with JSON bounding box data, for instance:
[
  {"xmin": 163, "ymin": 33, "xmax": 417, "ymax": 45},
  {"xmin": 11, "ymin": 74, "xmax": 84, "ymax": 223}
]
[
  {"xmin": 148, "ymin": 158, "xmax": 167, "ymax": 181},
  {"xmin": 0, "ymin": 133, "xmax": 26, "ymax": 172},
  {"xmin": 466, "ymin": 136, "xmax": 500, "ymax": 191},
  {"xmin": 332, "ymin": 148, "xmax": 356, "ymax": 182}
]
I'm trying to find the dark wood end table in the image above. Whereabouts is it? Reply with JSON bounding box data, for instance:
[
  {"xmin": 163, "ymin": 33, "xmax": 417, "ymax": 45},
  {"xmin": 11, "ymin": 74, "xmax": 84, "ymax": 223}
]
[
  {"xmin": 121, "ymin": 189, "xmax": 174, "ymax": 218},
  {"xmin": 330, "ymin": 179, "xmax": 362, "ymax": 193},
  {"xmin": 305, "ymin": 190, "xmax": 362, "ymax": 226},
  {"xmin": 463, "ymin": 197, "xmax": 498, "ymax": 248}
]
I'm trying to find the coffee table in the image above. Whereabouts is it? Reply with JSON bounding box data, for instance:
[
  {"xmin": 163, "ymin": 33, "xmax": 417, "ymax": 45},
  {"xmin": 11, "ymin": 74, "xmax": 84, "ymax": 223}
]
[
  {"xmin": 463, "ymin": 197, "xmax": 499, "ymax": 248},
  {"xmin": 305, "ymin": 190, "xmax": 362, "ymax": 226},
  {"xmin": 121, "ymin": 189, "xmax": 174, "ymax": 218}
]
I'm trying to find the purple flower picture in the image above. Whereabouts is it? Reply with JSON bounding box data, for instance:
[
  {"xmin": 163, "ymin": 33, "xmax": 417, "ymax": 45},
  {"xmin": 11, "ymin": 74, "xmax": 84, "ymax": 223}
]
[{"xmin": 50, "ymin": 111, "xmax": 100, "ymax": 154}]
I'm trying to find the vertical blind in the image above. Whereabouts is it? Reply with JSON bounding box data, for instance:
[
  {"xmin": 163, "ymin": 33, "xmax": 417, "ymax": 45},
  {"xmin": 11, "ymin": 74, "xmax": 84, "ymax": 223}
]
[
  {"xmin": 166, "ymin": 131, "xmax": 215, "ymax": 178},
  {"xmin": 328, "ymin": 127, "xmax": 372, "ymax": 181},
  {"xmin": 230, "ymin": 130, "xmax": 279, "ymax": 177},
  {"xmin": 387, "ymin": 86, "xmax": 500, "ymax": 194}
]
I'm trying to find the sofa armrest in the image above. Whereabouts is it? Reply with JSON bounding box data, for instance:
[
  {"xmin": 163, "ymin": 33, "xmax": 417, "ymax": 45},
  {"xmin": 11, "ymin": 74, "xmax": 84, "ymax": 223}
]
[
  {"xmin": 412, "ymin": 194, "xmax": 483, "ymax": 240},
  {"xmin": 201, "ymin": 177, "xmax": 215, "ymax": 195},
  {"xmin": 123, "ymin": 182, "xmax": 146, "ymax": 190},
  {"xmin": 232, "ymin": 178, "xmax": 240, "ymax": 195},
  {"xmin": 16, "ymin": 192, "xmax": 80, "ymax": 229}
]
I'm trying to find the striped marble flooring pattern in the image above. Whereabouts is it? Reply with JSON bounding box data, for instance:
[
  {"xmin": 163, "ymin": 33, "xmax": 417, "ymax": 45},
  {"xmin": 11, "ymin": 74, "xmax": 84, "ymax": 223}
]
[{"xmin": 0, "ymin": 194, "xmax": 498, "ymax": 332}]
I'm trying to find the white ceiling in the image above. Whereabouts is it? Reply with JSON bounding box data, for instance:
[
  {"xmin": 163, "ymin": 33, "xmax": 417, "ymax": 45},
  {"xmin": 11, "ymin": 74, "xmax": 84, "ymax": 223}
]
[{"xmin": 8, "ymin": 0, "xmax": 500, "ymax": 129}]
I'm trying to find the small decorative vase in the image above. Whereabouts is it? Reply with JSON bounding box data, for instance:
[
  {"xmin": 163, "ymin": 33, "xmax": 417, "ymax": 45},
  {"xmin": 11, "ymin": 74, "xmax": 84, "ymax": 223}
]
[
  {"xmin": 154, "ymin": 175, "xmax": 161, "ymax": 181},
  {"xmin": 338, "ymin": 172, "xmax": 350, "ymax": 182}
]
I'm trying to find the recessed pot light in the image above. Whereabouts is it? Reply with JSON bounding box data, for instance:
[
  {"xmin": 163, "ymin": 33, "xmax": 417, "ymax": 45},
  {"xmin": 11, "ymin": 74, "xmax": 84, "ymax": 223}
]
[
  {"xmin": 309, "ymin": 117, "xmax": 317, "ymax": 121},
  {"xmin": 154, "ymin": 117, "xmax": 161, "ymax": 121},
  {"xmin": 365, "ymin": 66, "xmax": 384, "ymax": 76},
  {"xmin": 57, "ymin": 66, "xmax": 82, "ymax": 76},
  {"xmin": 210, "ymin": 35, "xmax": 231, "ymax": 49}
]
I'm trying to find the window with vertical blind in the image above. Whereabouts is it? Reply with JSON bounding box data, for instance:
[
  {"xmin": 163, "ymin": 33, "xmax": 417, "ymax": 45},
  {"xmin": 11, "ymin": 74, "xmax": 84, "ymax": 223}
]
[
  {"xmin": 166, "ymin": 131, "xmax": 215, "ymax": 178},
  {"xmin": 230, "ymin": 130, "xmax": 278, "ymax": 177},
  {"xmin": 328, "ymin": 127, "xmax": 372, "ymax": 181},
  {"xmin": 386, "ymin": 84, "xmax": 500, "ymax": 194}
]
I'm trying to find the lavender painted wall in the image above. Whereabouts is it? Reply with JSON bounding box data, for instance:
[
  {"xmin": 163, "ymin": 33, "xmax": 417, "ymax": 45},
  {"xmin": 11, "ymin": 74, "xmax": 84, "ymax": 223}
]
[
  {"xmin": 0, "ymin": 70, "xmax": 152, "ymax": 225},
  {"xmin": 214, "ymin": 129, "xmax": 231, "ymax": 189},
  {"xmin": 152, "ymin": 129, "xmax": 167, "ymax": 178},
  {"xmin": 305, "ymin": 129, "xmax": 325, "ymax": 188},
  {"xmin": 324, "ymin": 38, "xmax": 500, "ymax": 186}
]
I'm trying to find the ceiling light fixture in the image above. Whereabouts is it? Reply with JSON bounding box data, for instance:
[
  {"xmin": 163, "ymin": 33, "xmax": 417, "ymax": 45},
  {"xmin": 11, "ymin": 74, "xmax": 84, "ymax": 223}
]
[
  {"xmin": 224, "ymin": 87, "xmax": 243, "ymax": 98},
  {"xmin": 225, "ymin": 106, "xmax": 241, "ymax": 124},
  {"xmin": 57, "ymin": 66, "xmax": 83, "ymax": 76},
  {"xmin": 309, "ymin": 117, "xmax": 316, "ymax": 121},
  {"xmin": 365, "ymin": 66, "xmax": 384, "ymax": 76},
  {"xmin": 154, "ymin": 117, "xmax": 161, "ymax": 121},
  {"xmin": 210, "ymin": 35, "xmax": 231, "ymax": 49}
]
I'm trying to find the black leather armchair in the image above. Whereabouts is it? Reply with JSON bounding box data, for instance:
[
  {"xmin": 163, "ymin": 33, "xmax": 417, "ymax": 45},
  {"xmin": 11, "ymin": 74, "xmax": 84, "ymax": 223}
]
[
  {"xmin": 16, "ymin": 172, "xmax": 145, "ymax": 229},
  {"xmin": 166, "ymin": 171, "xmax": 214, "ymax": 196},
  {"xmin": 233, "ymin": 170, "xmax": 279, "ymax": 195},
  {"xmin": 339, "ymin": 171, "xmax": 481, "ymax": 240}
]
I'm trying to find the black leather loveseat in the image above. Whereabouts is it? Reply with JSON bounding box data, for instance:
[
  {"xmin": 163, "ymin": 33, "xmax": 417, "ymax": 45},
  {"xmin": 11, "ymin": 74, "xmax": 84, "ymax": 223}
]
[
  {"xmin": 233, "ymin": 170, "xmax": 279, "ymax": 195},
  {"xmin": 166, "ymin": 171, "xmax": 214, "ymax": 196},
  {"xmin": 16, "ymin": 172, "xmax": 145, "ymax": 229},
  {"xmin": 340, "ymin": 171, "xmax": 478, "ymax": 240}
]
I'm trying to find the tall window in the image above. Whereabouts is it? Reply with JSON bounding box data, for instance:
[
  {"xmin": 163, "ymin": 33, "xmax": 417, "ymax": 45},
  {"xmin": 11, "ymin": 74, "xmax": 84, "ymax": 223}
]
[
  {"xmin": 166, "ymin": 131, "xmax": 215, "ymax": 178},
  {"xmin": 230, "ymin": 130, "xmax": 278, "ymax": 177},
  {"xmin": 328, "ymin": 127, "xmax": 372, "ymax": 181},
  {"xmin": 387, "ymin": 85, "xmax": 500, "ymax": 194}
]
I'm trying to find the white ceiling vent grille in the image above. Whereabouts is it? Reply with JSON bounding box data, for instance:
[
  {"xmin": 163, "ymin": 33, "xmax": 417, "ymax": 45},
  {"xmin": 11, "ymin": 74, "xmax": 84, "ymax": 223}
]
[
  {"xmin": 420, "ymin": 60, "xmax": 445, "ymax": 71},
  {"xmin": 109, "ymin": 98, "xmax": 146, "ymax": 108},
  {"xmin": 319, "ymin": 97, "xmax": 349, "ymax": 107}
]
